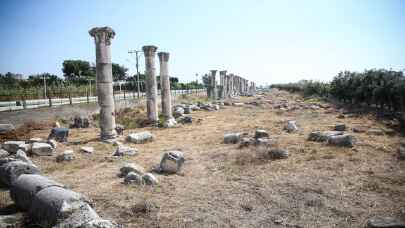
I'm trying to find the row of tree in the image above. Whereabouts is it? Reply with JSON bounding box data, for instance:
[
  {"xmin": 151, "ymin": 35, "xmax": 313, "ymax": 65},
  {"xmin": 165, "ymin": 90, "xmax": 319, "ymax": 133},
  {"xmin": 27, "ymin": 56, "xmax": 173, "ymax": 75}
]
[{"xmin": 271, "ymin": 69, "xmax": 405, "ymax": 112}]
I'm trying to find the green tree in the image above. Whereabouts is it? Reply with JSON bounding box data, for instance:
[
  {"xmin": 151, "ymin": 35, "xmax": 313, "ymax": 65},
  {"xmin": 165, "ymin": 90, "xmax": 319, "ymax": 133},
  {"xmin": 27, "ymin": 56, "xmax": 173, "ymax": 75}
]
[
  {"xmin": 112, "ymin": 63, "xmax": 128, "ymax": 81},
  {"xmin": 62, "ymin": 60, "xmax": 95, "ymax": 81}
]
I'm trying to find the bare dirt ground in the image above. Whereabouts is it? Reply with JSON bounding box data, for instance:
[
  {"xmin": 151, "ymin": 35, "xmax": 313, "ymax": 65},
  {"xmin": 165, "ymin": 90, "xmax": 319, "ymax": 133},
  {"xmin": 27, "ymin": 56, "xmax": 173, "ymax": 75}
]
[{"xmin": 2, "ymin": 90, "xmax": 405, "ymax": 228}]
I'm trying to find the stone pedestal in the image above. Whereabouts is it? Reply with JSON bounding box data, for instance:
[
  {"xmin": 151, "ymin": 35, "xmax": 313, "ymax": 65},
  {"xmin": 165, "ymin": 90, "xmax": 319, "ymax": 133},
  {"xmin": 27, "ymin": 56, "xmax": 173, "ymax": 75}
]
[
  {"xmin": 89, "ymin": 27, "xmax": 117, "ymax": 139},
  {"xmin": 143, "ymin": 45, "xmax": 159, "ymax": 124}
]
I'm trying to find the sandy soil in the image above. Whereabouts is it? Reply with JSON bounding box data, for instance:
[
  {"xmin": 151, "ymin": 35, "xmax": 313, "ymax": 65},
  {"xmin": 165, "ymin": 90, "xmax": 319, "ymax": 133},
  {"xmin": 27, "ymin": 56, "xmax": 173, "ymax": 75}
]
[{"xmin": 2, "ymin": 90, "xmax": 405, "ymax": 228}]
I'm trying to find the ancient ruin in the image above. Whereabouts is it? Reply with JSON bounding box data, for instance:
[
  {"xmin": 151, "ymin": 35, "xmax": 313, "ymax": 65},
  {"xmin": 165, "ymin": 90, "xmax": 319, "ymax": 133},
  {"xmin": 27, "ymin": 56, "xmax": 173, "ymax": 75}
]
[
  {"xmin": 143, "ymin": 45, "xmax": 159, "ymax": 124},
  {"xmin": 89, "ymin": 27, "xmax": 117, "ymax": 140}
]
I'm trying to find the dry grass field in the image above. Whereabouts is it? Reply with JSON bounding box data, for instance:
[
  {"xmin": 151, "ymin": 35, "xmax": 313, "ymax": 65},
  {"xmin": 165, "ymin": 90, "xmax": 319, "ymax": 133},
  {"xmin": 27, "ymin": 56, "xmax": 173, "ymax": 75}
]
[{"xmin": 2, "ymin": 90, "xmax": 404, "ymax": 228}]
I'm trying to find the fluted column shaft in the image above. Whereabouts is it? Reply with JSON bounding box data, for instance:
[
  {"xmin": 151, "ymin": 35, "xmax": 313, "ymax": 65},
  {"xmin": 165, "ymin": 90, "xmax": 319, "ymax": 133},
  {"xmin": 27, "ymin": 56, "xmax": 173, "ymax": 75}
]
[{"xmin": 143, "ymin": 45, "xmax": 159, "ymax": 123}]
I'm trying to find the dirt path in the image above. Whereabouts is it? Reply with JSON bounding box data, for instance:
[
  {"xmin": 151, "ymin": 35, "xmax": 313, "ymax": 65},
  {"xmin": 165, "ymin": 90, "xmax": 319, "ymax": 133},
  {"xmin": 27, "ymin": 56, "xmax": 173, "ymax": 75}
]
[{"xmin": 10, "ymin": 90, "xmax": 405, "ymax": 227}]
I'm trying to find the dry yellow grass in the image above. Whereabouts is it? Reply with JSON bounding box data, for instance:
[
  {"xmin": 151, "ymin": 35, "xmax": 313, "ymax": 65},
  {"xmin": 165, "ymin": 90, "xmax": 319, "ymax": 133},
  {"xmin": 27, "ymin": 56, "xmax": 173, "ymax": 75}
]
[{"xmin": 14, "ymin": 91, "xmax": 405, "ymax": 227}]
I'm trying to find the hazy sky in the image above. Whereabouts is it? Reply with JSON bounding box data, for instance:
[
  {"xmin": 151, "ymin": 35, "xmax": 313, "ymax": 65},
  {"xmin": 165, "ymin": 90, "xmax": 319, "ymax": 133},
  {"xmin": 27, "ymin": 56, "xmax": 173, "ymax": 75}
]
[{"xmin": 0, "ymin": 0, "xmax": 404, "ymax": 85}]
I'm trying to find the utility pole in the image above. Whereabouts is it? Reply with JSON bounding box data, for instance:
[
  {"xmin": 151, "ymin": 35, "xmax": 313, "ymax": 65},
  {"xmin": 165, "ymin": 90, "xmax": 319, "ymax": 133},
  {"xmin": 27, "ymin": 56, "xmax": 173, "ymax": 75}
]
[
  {"xmin": 43, "ymin": 74, "xmax": 47, "ymax": 98},
  {"xmin": 128, "ymin": 50, "xmax": 142, "ymax": 98}
]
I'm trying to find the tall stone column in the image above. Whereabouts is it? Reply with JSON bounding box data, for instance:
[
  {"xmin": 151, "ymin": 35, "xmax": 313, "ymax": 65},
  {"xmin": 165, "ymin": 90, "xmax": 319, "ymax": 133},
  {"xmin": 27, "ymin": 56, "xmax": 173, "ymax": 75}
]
[
  {"xmin": 158, "ymin": 52, "xmax": 173, "ymax": 121},
  {"xmin": 89, "ymin": 27, "xmax": 116, "ymax": 140},
  {"xmin": 219, "ymin": 70, "xmax": 227, "ymax": 99},
  {"xmin": 143, "ymin": 45, "xmax": 159, "ymax": 124},
  {"xmin": 210, "ymin": 70, "xmax": 217, "ymax": 100}
]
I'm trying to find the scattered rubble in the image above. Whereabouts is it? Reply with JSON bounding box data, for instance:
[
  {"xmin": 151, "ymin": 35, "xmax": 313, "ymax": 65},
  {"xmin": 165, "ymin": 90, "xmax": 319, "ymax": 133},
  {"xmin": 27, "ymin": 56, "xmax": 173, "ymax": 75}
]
[
  {"xmin": 308, "ymin": 131, "xmax": 343, "ymax": 142},
  {"xmin": 159, "ymin": 151, "xmax": 184, "ymax": 174},
  {"xmin": 334, "ymin": 123, "xmax": 346, "ymax": 131},
  {"xmin": 56, "ymin": 150, "xmax": 75, "ymax": 162},
  {"xmin": 224, "ymin": 133, "xmax": 242, "ymax": 144},
  {"xmin": 113, "ymin": 145, "xmax": 137, "ymax": 156},
  {"xmin": 267, "ymin": 149, "xmax": 289, "ymax": 159},
  {"xmin": 285, "ymin": 121, "xmax": 298, "ymax": 132},
  {"xmin": 80, "ymin": 146, "xmax": 94, "ymax": 154},
  {"xmin": 31, "ymin": 142, "xmax": 54, "ymax": 156},
  {"xmin": 327, "ymin": 134, "xmax": 354, "ymax": 147},
  {"xmin": 254, "ymin": 129, "xmax": 269, "ymax": 139},
  {"xmin": 127, "ymin": 131, "xmax": 153, "ymax": 144},
  {"xmin": 366, "ymin": 216, "xmax": 405, "ymax": 228}
]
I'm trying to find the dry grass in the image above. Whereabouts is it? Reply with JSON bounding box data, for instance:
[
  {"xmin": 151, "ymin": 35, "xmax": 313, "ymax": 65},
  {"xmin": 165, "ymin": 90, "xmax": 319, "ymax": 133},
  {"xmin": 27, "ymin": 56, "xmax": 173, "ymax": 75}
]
[{"xmin": 2, "ymin": 91, "xmax": 405, "ymax": 227}]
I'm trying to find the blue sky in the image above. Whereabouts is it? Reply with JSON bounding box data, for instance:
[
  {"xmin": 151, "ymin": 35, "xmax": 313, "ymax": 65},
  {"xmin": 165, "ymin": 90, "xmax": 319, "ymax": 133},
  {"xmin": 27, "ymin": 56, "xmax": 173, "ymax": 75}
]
[{"xmin": 0, "ymin": 0, "xmax": 404, "ymax": 85}]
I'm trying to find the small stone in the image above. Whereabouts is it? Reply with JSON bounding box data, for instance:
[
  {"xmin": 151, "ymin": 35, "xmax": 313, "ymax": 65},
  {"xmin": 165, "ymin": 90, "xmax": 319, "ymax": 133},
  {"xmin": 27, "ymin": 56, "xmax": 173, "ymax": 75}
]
[
  {"xmin": 224, "ymin": 101, "xmax": 232, "ymax": 106},
  {"xmin": 327, "ymin": 134, "xmax": 354, "ymax": 147},
  {"xmin": 113, "ymin": 145, "xmax": 137, "ymax": 156},
  {"xmin": 178, "ymin": 116, "xmax": 192, "ymax": 124},
  {"xmin": 337, "ymin": 114, "xmax": 345, "ymax": 119},
  {"xmin": 213, "ymin": 105, "xmax": 220, "ymax": 110},
  {"xmin": 367, "ymin": 129, "xmax": 385, "ymax": 136},
  {"xmin": 334, "ymin": 123, "xmax": 346, "ymax": 131},
  {"xmin": 308, "ymin": 131, "xmax": 343, "ymax": 142},
  {"xmin": 18, "ymin": 143, "xmax": 31, "ymax": 153},
  {"xmin": 124, "ymin": 172, "xmax": 143, "ymax": 184},
  {"xmin": 239, "ymin": 137, "xmax": 254, "ymax": 148},
  {"xmin": 163, "ymin": 118, "xmax": 177, "ymax": 128},
  {"xmin": 285, "ymin": 121, "xmax": 298, "ymax": 132},
  {"xmin": 190, "ymin": 104, "xmax": 200, "ymax": 111},
  {"xmin": 255, "ymin": 138, "xmax": 278, "ymax": 147},
  {"xmin": 142, "ymin": 173, "xmax": 158, "ymax": 185},
  {"xmin": 56, "ymin": 150, "xmax": 75, "ymax": 162},
  {"xmin": 48, "ymin": 128, "xmax": 69, "ymax": 142},
  {"xmin": 47, "ymin": 139, "xmax": 58, "ymax": 149},
  {"xmin": 119, "ymin": 163, "xmax": 145, "ymax": 177},
  {"xmin": 173, "ymin": 107, "xmax": 185, "ymax": 118},
  {"xmin": 184, "ymin": 106, "xmax": 192, "ymax": 114},
  {"xmin": 0, "ymin": 123, "xmax": 15, "ymax": 134},
  {"xmin": 15, "ymin": 150, "xmax": 32, "ymax": 164},
  {"xmin": 126, "ymin": 131, "xmax": 153, "ymax": 144},
  {"xmin": 366, "ymin": 216, "xmax": 405, "ymax": 228},
  {"xmin": 29, "ymin": 137, "xmax": 44, "ymax": 143},
  {"xmin": 233, "ymin": 102, "xmax": 244, "ymax": 106},
  {"xmin": 80, "ymin": 146, "xmax": 94, "ymax": 154},
  {"xmin": 31, "ymin": 142, "xmax": 54, "ymax": 156},
  {"xmin": 0, "ymin": 149, "xmax": 9, "ymax": 158},
  {"xmin": 80, "ymin": 219, "xmax": 120, "ymax": 228},
  {"xmin": 159, "ymin": 151, "xmax": 184, "ymax": 174},
  {"xmin": 254, "ymin": 129, "xmax": 269, "ymax": 139},
  {"xmin": 224, "ymin": 133, "xmax": 242, "ymax": 144},
  {"xmin": 352, "ymin": 126, "xmax": 368, "ymax": 133},
  {"xmin": 2, "ymin": 141, "xmax": 26, "ymax": 154},
  {"xmin": 115, "ymin": 124, "xmax": 125, "ymax": 135},
  {"xmin": 267, "ymin": 149, "xmax": 289, "ymax": 159}
]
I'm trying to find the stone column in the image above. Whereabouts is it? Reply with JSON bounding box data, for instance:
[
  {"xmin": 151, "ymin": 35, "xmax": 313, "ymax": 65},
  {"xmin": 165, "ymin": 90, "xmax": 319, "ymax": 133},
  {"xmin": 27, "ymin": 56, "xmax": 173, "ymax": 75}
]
[
  {"xmin": 219, "ymin": 70, "xmax": 227, "ymax": 99},
  {"xmin": 89, "ymin": 27, "xmax": 116, "ymax": 140},
  {"xmin": 158, "ymin": 52, "xmax": 174, "ymax": 121},
  {"xmin": 210, "ymin": 70, "xmax": 217, "ymax": 100},
  {"xmin": 143, "ymin": 45, "xmax": 159, "ymax": 124}
]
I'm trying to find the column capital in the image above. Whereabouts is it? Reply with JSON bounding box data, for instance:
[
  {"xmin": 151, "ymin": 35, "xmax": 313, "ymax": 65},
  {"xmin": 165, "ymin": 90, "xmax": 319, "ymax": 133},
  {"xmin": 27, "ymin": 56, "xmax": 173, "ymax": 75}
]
[
  {"xmin": 210, "ymin": 70, "xmax": 217, "ymax": 76},
  {"xmin": 219, "ymin": 70, "xmax": 227, "ymax": 76},
  {"xmin": 158, "ymin": 52, "xmax": 170, "ymax": 62},
  {"xmin": 89, "ymin": 27, "xmax": 115, "ymax": 45},
  {"xmin": 143, "ymin": 45, "xmax": 158, "ymax": 57}
]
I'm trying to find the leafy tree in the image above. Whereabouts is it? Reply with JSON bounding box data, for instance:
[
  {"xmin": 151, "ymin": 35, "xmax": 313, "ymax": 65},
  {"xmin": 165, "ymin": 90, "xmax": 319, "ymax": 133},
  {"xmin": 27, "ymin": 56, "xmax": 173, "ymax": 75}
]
[
  {"xmin": 112, "ymin": 63, "xmax": 128, "ymax": 81},
  {"xmin": 62, "ymin": 60, "xmax": 95, "ymax": 81}
]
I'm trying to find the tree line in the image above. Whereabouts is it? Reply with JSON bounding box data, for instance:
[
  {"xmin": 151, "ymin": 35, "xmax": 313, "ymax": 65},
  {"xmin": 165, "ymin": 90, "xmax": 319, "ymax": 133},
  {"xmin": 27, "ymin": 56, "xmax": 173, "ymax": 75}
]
[
  {"xmin": 271, "ymin": 69, "xmax": 405, "ymax": 113},
  {"xmin": 0, "ymin": 59, "xmax": 204, "ymax": 100}
]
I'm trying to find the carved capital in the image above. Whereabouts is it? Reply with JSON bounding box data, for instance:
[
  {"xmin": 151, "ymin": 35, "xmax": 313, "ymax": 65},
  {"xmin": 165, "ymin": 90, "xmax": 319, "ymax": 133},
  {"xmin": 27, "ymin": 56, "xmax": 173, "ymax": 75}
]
[
  {"xmin": 158, "ymin": 52, "xmax": 170, "ymax": 62},
  {"xmin": 210, "ymin": 70, "xmax": 217, "ymax": 76},
  {"xmin": 89, "ymin": 27, "xmax": 115, "ymax": 45},
  {"xmin": 142, "ymin": 45, "xmax": 158, "ymax": 57},
  {"xmin": 219, "ymin": 70, "xmax": 227, "ymax": 76}
]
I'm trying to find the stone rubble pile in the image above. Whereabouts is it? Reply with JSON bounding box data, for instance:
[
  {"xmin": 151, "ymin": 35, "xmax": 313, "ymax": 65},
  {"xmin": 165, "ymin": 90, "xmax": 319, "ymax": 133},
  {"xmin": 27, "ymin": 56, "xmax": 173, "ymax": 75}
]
[
  {"xmin": 118, "ymin": 163, "xmax": 158, "ymax": 186},
  {"xmin": 0, "ymin": 149, "xmax": 119, "ymax": 227}
]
